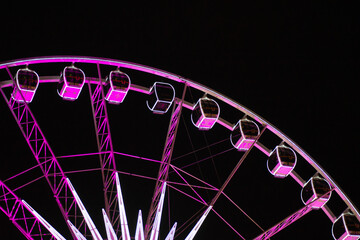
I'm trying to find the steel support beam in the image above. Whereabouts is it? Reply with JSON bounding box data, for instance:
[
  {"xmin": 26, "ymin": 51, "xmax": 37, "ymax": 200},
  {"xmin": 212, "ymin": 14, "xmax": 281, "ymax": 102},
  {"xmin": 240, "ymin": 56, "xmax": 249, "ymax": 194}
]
[
  {"xmin": 145, "ymin": 84, "xmax": 187, "ymax": 239},
  {"xmin": 0, "ymin": 180, "xmax": 64, "ymax": 240},
  {"xmin": 253, "ymin": 203, "xmax": 314, "ymax": 240},
  {"xmin": 1, "ymin": 69, "xmax": 89, "ymax": 238},
  {"xmin": 87, "ymin": 64, "xmax": 120, "ymax": 236}
]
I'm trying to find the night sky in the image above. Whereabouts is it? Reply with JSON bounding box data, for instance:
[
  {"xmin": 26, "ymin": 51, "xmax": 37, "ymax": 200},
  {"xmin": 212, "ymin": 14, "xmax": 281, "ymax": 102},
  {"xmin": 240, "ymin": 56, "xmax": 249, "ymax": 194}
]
[{"xmin": 0, "ymin": 1, "xmax": 359, "ymax": 239}]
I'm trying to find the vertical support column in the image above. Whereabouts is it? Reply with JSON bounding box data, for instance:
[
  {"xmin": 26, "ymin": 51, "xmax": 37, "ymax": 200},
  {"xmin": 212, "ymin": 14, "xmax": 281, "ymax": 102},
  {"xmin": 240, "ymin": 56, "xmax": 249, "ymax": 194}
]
[
  {"xmin": 87, "ymin": 64, "xmax": 120, "ymax": 235},
  {"xmin": 1, "ymin": 68, "xmax": 89, "ymax": 238},
  {"xmin": 145, "ymin": 84, "xmax": 187, "ymax": 239},
  {"xmin": 0, "ymin": 180, "xmax": 64, "ymax": 240}
]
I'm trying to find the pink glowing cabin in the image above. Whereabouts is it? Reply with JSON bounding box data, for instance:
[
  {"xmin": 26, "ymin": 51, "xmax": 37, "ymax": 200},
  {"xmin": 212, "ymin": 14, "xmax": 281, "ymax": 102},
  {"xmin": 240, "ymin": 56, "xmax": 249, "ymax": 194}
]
[
  {"xmin": 230, "ymin": 119, "xmax": 260, "ymax": 151},
  {"xmin": 301, "ymin": 176, "xmax": 331, "ymax": 209},
  {"xmin": 57, "ymin": 65, "xmax": 85, "ymax": 100},
  {"xmin": 332, "ymin": 211, "xmax": 360, "ymax": 240},
  {"xmin": 267, "ymin": 145, "xmax": 297, "ymax": 178},
  {"xmin": 191, "ymin": 97, "xmax": 220, "ymax": 130},
  {"xmin": 104, "ymin": 70, "xmax": 131, "ymax": 104},
  {"xmin": 146, "ymin": 82, "xmax": 175, "ymax": 114},
  {"xmin": 11, "ymin": 68, "xmax": 39, "ymax": 103}
]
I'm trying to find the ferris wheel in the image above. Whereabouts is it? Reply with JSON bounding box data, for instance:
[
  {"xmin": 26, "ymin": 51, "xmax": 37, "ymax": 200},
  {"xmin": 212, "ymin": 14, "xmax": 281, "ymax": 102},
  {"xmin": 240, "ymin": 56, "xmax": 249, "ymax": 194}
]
[{"xmin": 0, "ymin": 56, "xmax": 359, "ymax": 240}]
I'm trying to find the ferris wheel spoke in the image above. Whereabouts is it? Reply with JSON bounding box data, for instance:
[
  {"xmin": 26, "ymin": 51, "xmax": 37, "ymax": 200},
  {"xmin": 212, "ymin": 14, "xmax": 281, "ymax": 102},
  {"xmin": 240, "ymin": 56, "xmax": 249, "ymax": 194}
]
[
  {"xmin": 171, "ymin": 136, "xmax": 230, "ymax": 163},
  {"xmin": 211, "ymin": 208, "xmax": 246, "ymax": 240},
  {"xmin": 0, "ymin": 180, "xmax": 65, "ymax": 240},
  {"xmin": 145, "ymin": 84, "xmax": 187, "ymax": 238},
  {"xmin": 169, "ymin": 165, "xmax": 218, "ymax": 191},
  {"xmin": 253, "ymin": 189, "xmax": 334, "ymax": 240},
  {"xmin": 209, "ymin": 125, "xmax": 266, "ymax": 208},
  {"xmin": 180, "ymin": 125, "xmax": 267, "ymax": 239},
  {"xmin": 1, "ymin": 67, "xmax": 91, "ymax": 239},
  {"xmin": 169, "ymin": 165, "xmax": 207, "ymax": 205},
  {"xmin": 221, "ymin": 192, "xmax": 266, "ymax": 232},
  {"xmin": 87, "ymin": 63, "xmax": 121, "ymax": 235}
]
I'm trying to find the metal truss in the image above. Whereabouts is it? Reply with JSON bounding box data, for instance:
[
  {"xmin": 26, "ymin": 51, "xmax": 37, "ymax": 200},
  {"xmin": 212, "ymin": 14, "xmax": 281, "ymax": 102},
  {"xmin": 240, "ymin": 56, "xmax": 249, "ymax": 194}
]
[
  {"xmin": 145, "ymin": 85, "xmax": 187, "ymax": 239},
  {"xmin": 0, "ymin": 180, "xmax": 63, "ymax": 240},
  {"xmin": 87, "ymin": 64, "xmax": 121, "ymax": 236},
  {"xmin": 253, "ymin": 189, "xmax": 334, "ymax": 240},
  {"xmin": 0, "ymin": 69, "xmax": 89, "ymax": 238},
  {"xmin": 253, "ymin": 203, "xmax": 313, "ymax": 240}
]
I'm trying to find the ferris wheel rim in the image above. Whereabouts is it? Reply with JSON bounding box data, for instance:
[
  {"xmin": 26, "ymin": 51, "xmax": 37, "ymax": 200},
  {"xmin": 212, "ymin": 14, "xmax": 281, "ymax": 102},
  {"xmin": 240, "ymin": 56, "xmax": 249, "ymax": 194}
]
[{"xmin": 0, "ymin": 55, "xmax": 359, "ymax": 234}]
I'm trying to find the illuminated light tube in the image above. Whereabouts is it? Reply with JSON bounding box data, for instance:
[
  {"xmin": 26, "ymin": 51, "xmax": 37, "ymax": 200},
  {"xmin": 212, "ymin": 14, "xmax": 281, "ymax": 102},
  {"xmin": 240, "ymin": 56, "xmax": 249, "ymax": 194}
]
[
  {"xmin": 164, "ymin": 222, "xmax": 177, "ymax": 240},
  {"xmin": 67, "ymin": 220, "xmax": 87, "ymax": 240},
  {"xmin": 149, "ymin": 182, "xmax": 167, "ymax": 240},
  {"xmin": 102, "ymin": 209, "xmax": 118, "ymax": 240},
  {"xmin": 184, "ymin": 206, "xmax": 213, "ymax": 240},
  {"xmin": 66, "ymin": 178, "xmax": 103, "ymax": 240},
  {"xmin": 115, "ymin": 172, "xmax": 131, "ymax": 240},
  {"xmin": 22, "ymin": 200, "xmax": 67, "ymax": 240},
  {"xmin": 135, "ymin": 210, "xmax": 145, "ymax": 240}
]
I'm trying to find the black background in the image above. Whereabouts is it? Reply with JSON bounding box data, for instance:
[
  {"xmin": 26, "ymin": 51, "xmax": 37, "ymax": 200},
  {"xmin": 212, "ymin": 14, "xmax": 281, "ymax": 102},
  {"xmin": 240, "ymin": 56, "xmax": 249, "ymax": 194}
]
[{"xmin": 0, "ymin": 1, "xmax": 359, "ymax": 239}]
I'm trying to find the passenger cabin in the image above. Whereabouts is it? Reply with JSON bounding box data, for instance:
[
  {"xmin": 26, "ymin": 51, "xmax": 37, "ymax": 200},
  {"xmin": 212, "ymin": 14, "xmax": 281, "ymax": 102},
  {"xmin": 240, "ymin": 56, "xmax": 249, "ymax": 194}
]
[
  {"xmin": 332, "ymin": 211, "xmax": 360, "ymax": 240},
  {"xmin": 146, "ymin": 82, "xmax": 175, "ymax": 114},
  {"xmin": 12, "ymin": 68, "xmax": 39, "ymax": 103},
  {"xmin": 301, "ymin": 176, "xmax": 331, "ymax": 209},
  {"xmin": 104, "ymin": 70, "xmax": 131, "ymax": 104},
  {"xmin": 191, "ymin": 97, "xmax": 220, "ymax": 130},
  {"xmin": 267, "ymin": 145, "xmax": 297, "ymax": 178},
  {"xmin": 230, "ymin": 119, "xmax": 260, "ymax": 151},
  {"xmin": 57, "ymin": 66, "xmax": 85, "ymax": 100}
]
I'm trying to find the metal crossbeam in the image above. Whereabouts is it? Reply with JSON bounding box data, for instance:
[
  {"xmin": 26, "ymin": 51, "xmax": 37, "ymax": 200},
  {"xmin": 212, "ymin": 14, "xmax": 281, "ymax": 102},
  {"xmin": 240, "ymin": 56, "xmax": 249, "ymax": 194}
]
[
  {"xmin": 1, "ymin": 69, "xmax": 89, "ymax": 238},
  {"xmin": 87, "ymin": 64, "xmax": 120, "ymax": 236},
  {"xmin": 145, "ymin": 85, "xmax": 187, "ymax": 239},
  {"xmin": 0, "ymin": 180, "xmax": 61, "ymax": 240}
]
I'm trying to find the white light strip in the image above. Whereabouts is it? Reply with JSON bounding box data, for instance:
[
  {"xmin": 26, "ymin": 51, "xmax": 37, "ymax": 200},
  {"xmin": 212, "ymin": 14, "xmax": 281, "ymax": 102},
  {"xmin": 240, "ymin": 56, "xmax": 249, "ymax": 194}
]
[
  {"xmin": 22, "ymin": 200, "xmax": 67, "ymax": 240},
  {"xmin": 66, "ymin": 178, "xmax": 103, "ymax": 240},
  {"xmin": 164, "ymin": 222, "xmax": 177, "ymax": 240},
  {"xmin": 149, "ymin": 182, "xmax": 167, "ymax": 240},
  {"xmin": 135, "ymin": 210, "xmax": 145, "ymax": 240},
  {"xmin": 184, "ymin": 206, "xmax": 212, "ymax": 240},
  {"xmin": 67, "ymin": 220, "xmax": 87, "ymax": 240},
  {"xmin": 115, "ymin": 172, "xmax": 131, "ymax": 240},
  {"xmin": 102, "ymin": 209, "xmax": 118, "ymax": 240}
]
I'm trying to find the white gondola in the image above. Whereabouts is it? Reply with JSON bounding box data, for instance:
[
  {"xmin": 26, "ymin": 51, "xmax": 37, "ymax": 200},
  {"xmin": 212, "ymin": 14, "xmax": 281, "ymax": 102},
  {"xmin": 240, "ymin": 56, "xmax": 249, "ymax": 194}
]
[
  {"xmin": 230, "ymin": 119, "xmax": 260, "ymax": 151},
  {"xmin": 104, "ymin": 69, "xmax": 130, "ymax": 104},
  {"xmin": 300, "ymin": 176, "xmax": 332, "ymax": 209},
  {"xmin": 57, "ymin": 65, "xmax": 85, "ymax": 100},
  {"xmin": 146, "ymin": 82, "xmax": 175, "ymax": 114},
  {"xmin": 267, "ymin": 145, "xmax": 297, "ymax": 178},
  {"xmin": 332, "ymin": 211, "xmax": 360, "ymax": 240},
  {"xmin": 11, "ymin": 68, "xmax": 39, "ymax": 103},
  {"xmin": 191, "ymin": 97, "xmax": 220, "ymax": 130}
]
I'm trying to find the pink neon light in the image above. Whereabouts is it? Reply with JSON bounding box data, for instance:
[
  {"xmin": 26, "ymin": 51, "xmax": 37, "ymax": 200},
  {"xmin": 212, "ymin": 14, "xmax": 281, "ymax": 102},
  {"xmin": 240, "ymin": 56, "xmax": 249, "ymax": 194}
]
[{"xmin": 135, "ymin": 211, "xmax": 145, "ymax": 240}]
